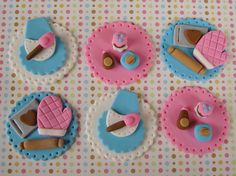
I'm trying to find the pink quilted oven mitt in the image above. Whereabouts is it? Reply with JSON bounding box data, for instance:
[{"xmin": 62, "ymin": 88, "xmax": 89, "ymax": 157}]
[
  {"xmin": 37, "ymin": 95, "xmax": 72, "ymax": 137},
  {"xmin": 193, "ymin": 30, "xmax": 228, "ymax": 69}
]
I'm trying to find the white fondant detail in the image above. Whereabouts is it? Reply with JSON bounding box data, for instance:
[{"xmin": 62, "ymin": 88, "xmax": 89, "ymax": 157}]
[
  {"xmin": 24, "ymin": 38, "xmax": 56, "ymax": 61},
  {"xmin": 38, "ymin": 128, "xmax": 66, "ymax": 136},
  {"xmin": 106, "ymin": 109, "xmax": 139, "ymax": 137},
  {"xmin": 112, "ymin": 44, "xmax": 128, "ymax": 52},
  {"xmin": 193, "ymin": 48, "xmax": 214, "ymax": 69},
  {"xmin": 86, "ymin": 93, "xmax": 157, "ymax": 161},
  {"xmin": 8, "ymin": 22, "xmax": 78, "ymax": 85}
]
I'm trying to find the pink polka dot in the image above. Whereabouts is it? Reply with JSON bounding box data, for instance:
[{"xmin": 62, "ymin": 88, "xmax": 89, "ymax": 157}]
[
  {"xmin": 145, "ymin": 168, "xmax": 149, "ymax": 173},
  {"xmin": 104, "ymin": 169, "xmax": 109, "ymax": 173},
  {"xmin": 117, "ymin": 169, "xmax": 122, "ymax": 174},
  {"xmin": 35, "ymin": 169, "xmax": 40, "ymax": 173},
  {"xmin": 21, "ymin": 169, "xmax": 26, "ymax": 174}
]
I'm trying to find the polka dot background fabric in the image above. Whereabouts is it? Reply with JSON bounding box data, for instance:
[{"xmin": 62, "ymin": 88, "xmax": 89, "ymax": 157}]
[{"xmin": 0, "ymin": 0, "xmax": 236, "ymax": 175}]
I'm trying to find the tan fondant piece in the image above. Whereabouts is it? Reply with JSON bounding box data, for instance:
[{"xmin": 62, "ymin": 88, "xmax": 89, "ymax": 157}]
[
  {"xmin": 20, "ymin": 110, "xmax": 37, "ymax": 126},
  {"xmin": 184, "ymin": 30, "xmax": 203, "ymax": 45},
  {"xmin": 125, "ymin": 55, "xmax": 135, "ymax": 64},
  {"xmin": 168, "ymin": 46, "xmax": 206, "ymax": 75},
  {"xmin": 200, "ymin": 127, "xmax": 210, "ymax": 136},
  {"xmin": 19, "ymin": 138, "xmax": 64, "ymax": 150}
]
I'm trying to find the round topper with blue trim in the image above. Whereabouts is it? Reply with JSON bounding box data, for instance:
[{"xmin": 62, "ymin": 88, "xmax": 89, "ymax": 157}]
[
  {"xmin": 19, "ymin": 17, "xmax": 67, "ymax": 75},
  {"xmin": 160, "ymin": 18, "xmax": 223, "ymax": 81},
  {"xmin": 6, "ymin": 92, "xmax": 78, "ymax": 160}
]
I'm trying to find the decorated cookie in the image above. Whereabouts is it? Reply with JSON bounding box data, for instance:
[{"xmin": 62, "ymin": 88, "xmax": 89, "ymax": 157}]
[
  {"xmin": 9, "ymin": 99, "xmax": 38, "ymax": 138},
  {"xmin": 160, "ymin": 18, "xmax": 223, "ymax": 81},
  {"xmin": 86, "ymin": 90, "xmax": 156, "ymax": 161},
  {"xmin": 9, "ymin": 17, "xmax": 77, "ymax": 84},
  {"xmin": 86, "ymin": 21, "xmax": 153, "ymax": 85},
  {"xmin": 195, "ymin": 102, "xmax": 214, "ymax": 117},
  {"xmin": 120, "ymin": 50, "xmax": 140, "ymax": 70},
  {"xmin": 193, "ymin": 30, "xmax": 228, "ymax": 69},
  {"xmin": 112, "ymin": 32, "xmax": 128, "ymax": 52},
  {"xmin": 194, "ymin": 124, "xmax": 213, "ymax": 142},
  {"xmin": 161, "ymin": 86, "xmax": 229, "ymax": 154},
  {"xmin": 174, "ymin": 24, "xmax": 208, "ymax": 48},
  {"xmin": 6, "ymin": 92, "xmax": 78, "ymax": 160},
  {"xmin": 37, "ymin": 95, "xmax": 72, "ymax": 137}
]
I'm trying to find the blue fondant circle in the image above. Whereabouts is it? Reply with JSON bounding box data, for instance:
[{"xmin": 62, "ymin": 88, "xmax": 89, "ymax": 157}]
[
  {"xmin": 19, "ymin": 37, "xmax": 67, "ymax": 75},
  {"xmin": 97, "ymin": 111, "xmax": 145, "ymax": 153},
  {"xmin": 6, "ymin": 92, "xmax": 78, "ymax": 160},
  {"xmin": 160, "ymin": 18, "xmax": 222, "ymax": 81}
]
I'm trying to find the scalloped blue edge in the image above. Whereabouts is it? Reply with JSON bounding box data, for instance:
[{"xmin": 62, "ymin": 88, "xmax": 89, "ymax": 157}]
[
  {"xmin": 5, "ymin": 92, "xmax": 78, "ymax": 161},
  {"xmin": 160, "ymin": 18, "xmax": 223, "ymax": 81},
  {"xmin": 97, "ymin": 111, "xmax": 145, "ymax": 153}
]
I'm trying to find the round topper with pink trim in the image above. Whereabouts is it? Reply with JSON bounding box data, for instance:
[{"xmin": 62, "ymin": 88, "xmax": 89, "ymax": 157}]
[
  {"xmin": 161, "ymin": 86, "xmax": 229, "ymax": 155},
  {"xmin": 85, "ymin": 21, "xmax": 154, "ymax": 86}
]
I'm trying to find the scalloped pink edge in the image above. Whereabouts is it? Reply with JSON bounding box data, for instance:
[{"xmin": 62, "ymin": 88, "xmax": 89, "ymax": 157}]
[
  {"xmin": 85, "ymin": 21, "xmax": 154, "ymax": 86},
  {"xmin": 161, "ymin": 86, "xmax": 229, "ymax": 155}
]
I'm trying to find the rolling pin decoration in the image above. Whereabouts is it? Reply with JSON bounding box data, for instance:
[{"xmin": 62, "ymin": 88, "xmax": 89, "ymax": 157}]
[
  {"xmin": 168, "ymin": 46, "xmax": 206, "ymax": 75},
  {"xmin": 19, "ymin": 138, "xmax": 64, "ymax": 150},
  {"xmin": 26, "ymin": 32, "xmax": 55, "ymax": 60}
]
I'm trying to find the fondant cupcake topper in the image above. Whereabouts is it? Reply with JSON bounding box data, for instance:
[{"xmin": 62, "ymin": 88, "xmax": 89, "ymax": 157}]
[
  {"xmin": 195, "ymin": 102, "xmax": 213, "ymax": 117},
  {"xmin": 6, "ymin": 92, "xmax": 78, "ymax": 160},
  {"xmin": 112, "ymin": 32, "xmax": 128, "ymax": 52}
]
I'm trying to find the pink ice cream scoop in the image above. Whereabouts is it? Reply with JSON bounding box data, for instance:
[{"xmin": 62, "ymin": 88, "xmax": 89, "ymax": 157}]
[
  {"xmin": 195, "ymin": 102, "xmax": 214, "ymax": 117},
  {"xmin": 112, "ymin": 32, "xmax": 128, "ymax": 52},
  {"xmin": 106, "ymin": 113, "xmax": 140, "ymax": 132},
  {"xmin": 193, "ymin": 30, "xmax": 228, "ymax": 69},
  {"xmin": 26, "ymin": 32, "xmax": 55, "ymax": 60}
]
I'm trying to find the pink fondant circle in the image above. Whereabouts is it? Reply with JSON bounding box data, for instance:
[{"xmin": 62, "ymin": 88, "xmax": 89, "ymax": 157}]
[
  {"xmin": 85, "ymin": 21, "xmax": 154, "ymax": 85},
  {"xmin": 161, "ymin": 86, "xmax": 229, "ymax": 155}
]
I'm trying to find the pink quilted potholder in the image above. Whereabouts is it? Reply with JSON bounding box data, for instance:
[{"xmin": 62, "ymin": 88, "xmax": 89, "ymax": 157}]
[
  {"xmin": 37, "ymin": 95, "xmax": 72, "ymax": 137},
  {"xmin": 193, "ymin": 30, "xmax": 228, "ymax": 69}
]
